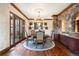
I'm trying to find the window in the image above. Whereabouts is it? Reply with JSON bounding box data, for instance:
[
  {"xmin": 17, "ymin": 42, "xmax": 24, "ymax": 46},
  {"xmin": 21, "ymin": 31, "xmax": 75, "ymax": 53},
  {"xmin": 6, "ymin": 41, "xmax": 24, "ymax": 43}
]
[{"xmin": 10, "ymin": 12, "xmax": 25, "ymax": 46}]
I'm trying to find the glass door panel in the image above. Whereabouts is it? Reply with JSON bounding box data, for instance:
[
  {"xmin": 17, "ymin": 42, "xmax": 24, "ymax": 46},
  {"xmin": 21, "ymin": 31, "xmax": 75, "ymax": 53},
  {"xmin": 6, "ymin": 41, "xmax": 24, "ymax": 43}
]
[
  {"xmin": 15, "ymin": 17, "xmax": 20, "ymax": 43},
  {"xmin": 19, "ymin": 20, "xmax": 23, "ymax": 39},
  {"xmin": 19, "ymin": 20, "xmax": 25, "ymax": 39},
  {"xmin": 22, "ymin": 21, "xmax": 25, "ymax": 38},
  {"xmin": 10, "ymin": 13, "xmax": 15, "ymax": 45}
]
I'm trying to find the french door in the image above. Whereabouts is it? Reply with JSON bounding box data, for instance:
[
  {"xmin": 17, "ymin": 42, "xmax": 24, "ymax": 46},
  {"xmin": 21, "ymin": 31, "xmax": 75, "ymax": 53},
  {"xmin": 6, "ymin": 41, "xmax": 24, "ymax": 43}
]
[{"xmin": 10, "ymin": 12, "xmax": 25, "ymax": 46}]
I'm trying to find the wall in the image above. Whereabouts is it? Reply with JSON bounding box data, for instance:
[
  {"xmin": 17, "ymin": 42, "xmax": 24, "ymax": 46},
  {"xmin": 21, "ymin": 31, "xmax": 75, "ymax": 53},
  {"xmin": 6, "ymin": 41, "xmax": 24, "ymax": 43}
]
[
  {"xmin": 0, "ymin": 3, "xmax": 28, "ymax": 52},
  {"xmin": 58, "ymin": 3, "xmax": 79, "ymax": 33},
  {"xmin": 27, "ymin": 19, "xmax": 53, "ymax": 36},
  {"xmin": 0, "ymin": 4, "xmax": 10, "ymax": 51},
  {"xmin": 61, "ymin": 19, "xmax": 66, "ymax": 32}
]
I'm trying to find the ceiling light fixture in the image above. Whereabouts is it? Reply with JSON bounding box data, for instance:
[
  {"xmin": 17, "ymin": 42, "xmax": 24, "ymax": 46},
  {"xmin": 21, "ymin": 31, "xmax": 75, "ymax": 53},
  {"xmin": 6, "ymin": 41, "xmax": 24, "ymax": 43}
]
[{"xmin": 35, "ymin": 8, "xmax": 43, "ymax": 21}]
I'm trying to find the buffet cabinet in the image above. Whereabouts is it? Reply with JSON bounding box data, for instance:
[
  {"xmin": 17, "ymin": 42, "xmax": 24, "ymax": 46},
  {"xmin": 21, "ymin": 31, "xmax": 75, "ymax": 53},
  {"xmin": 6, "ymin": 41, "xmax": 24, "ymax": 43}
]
[
  {"xmin": 54, "ymin": 34, "xmax": 79, "ymax": 55},
  {"xmin": 54, "ymin": 34, "xmax": 60, "ymax": 41}
]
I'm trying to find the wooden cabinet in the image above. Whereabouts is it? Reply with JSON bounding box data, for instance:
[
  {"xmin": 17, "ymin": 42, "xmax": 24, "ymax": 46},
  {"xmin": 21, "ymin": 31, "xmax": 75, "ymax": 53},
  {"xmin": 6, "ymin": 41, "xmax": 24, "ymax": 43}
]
[
  {"xmin": 54, "ymin": 34, "xmax": 60, "ymax": 41},
  {"xmin": 60, "ymin": 35, "xmax": 69, "ymax": 48},
  {"xmin": 53, "ymin": 34, "xmax": 79, "ymax": 54},
  {"xmin": 59, "ymin": 34, "xmax": 79, "ymax": 55}
]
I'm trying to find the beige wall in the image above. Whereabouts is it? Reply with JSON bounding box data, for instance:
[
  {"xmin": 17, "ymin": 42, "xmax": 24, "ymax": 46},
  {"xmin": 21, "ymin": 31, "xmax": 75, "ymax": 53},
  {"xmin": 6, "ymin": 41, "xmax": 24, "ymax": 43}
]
[
  {"xmin": 0, "ymin": 4, "xmax": 10, "ymax": 51},
  {"xmin": 27, "ymin": 19, "xmax": 53, "ymax": 36},
  {"xmin": 0, "ymin": 4, "xmax": 28, "ymax": 51},
  {"xmin": 44, "ymin": 20, "xmax": 53, "ymax": 35}
]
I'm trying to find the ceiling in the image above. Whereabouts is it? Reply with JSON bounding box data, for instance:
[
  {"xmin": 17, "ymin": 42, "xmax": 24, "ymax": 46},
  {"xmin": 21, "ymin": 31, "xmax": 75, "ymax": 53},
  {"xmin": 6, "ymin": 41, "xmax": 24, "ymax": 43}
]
[{"xmin": 14, "ymin": 3, "xmax": 71, "ymax": 19}]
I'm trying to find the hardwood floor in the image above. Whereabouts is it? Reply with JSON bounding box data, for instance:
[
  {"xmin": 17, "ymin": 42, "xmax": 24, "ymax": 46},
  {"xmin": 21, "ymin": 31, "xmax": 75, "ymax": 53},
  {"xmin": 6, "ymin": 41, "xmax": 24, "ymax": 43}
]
[{"xmin": 2, "ymin": 40, "xmax": 74, "ymax": 56}]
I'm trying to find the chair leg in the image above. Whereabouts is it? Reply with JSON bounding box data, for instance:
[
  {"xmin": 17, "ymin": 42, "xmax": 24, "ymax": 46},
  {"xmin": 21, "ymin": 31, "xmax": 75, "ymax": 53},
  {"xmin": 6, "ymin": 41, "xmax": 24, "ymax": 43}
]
[
  {"xmin": 42, "ymin": 42, "xmax": 44, "ymax": 48},
  {"xmin": 51, "ymin": 39, "xmax": 53, "ymax": 43},
  {"xmin": 36, "ymin": 43, "xmax": 37, "ymax": 48},
  {"xmin": 26, "ymin": 40, "xmax": 28, "ymax": 46}
]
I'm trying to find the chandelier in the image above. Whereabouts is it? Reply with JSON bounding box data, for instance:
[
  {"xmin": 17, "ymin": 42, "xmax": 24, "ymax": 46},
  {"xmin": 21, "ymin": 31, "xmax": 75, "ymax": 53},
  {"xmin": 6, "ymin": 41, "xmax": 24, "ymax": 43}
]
[{"xmin": 35, "ymin": 8, "xmax": 43, "ymax": 21}]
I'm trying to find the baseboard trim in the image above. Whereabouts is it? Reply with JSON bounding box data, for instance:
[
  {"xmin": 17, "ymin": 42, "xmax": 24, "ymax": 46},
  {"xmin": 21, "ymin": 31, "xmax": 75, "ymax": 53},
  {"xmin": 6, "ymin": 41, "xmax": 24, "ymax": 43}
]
[
  {"xmin": 0, "ymin": 46, "xmax": 10, "ymax": 55},
  {"xmin": 0, "ymin": 37, "xmax": 26, "ymax": 55}
]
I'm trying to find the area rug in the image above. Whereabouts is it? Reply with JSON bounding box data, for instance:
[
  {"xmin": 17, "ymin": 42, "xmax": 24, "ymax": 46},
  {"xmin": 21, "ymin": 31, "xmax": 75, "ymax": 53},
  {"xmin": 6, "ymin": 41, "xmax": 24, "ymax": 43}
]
[{"xmin": 23, "ymin": 40, "xmax": 55, "ymax": 51}]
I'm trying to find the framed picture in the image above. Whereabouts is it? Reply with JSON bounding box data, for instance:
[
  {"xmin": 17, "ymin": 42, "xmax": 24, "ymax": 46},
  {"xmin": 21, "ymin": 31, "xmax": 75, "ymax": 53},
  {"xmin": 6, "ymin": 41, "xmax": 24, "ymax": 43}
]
[
  {"xmin": 34, "ymin": 23, "xmax": 38, "ymax": 29},
  {"xmin": 45, "ymin": 27, "xmax": 48, "ymax": 30},
  {"xmin": 29, "ymin": 27, "xmax": 32, "ymax": 30},
  {"xmin": 29, "ymin": 22, "xmax": 33, "ymax": 25},
  {"xmin": 44, "ymin": 22, "xmax": 47, "ymax": 26}
]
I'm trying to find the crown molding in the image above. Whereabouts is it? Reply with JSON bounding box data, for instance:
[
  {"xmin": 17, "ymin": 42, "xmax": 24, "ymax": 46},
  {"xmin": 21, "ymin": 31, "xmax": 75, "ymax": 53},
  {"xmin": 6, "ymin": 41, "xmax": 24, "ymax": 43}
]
[
  {"xmin": 10, "ymin": 3, "xmax": 29, "ymax": 20},
  {"xmin": 51, "ymin": 3, "xmax": 75, "ymax": 17},
  {"xmin": 28, "ymin": 18, "xmax": 52, "ymax": 20},
  {"xmin": 57, "ymin": 3, "xmax": 75, "ymax": 16}
]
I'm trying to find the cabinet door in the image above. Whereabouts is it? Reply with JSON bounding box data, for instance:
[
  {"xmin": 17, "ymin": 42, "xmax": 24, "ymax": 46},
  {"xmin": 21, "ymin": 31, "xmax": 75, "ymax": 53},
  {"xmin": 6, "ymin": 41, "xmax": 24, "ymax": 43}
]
[
  {"xmin": 54, "ymin": 34, "xmax": 60, "ymax": 41},
  {"xmin": 60, "ymin": 35, "xmax": 69, "ymax": 48},
  {"xmin": 68, "ymin": 38, "xmax": 75, "ymax": 51},
  {"xmin": 69, "ymin": 38, "xmax": 79, "ymax": 54}
]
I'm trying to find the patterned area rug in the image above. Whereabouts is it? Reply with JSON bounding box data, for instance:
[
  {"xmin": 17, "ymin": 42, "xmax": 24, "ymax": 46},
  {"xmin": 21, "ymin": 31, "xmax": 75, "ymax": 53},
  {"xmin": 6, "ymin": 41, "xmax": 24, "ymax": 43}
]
[{"xmin": 23, "ymin": 39, "xmax": 55, "ymax": 51}]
